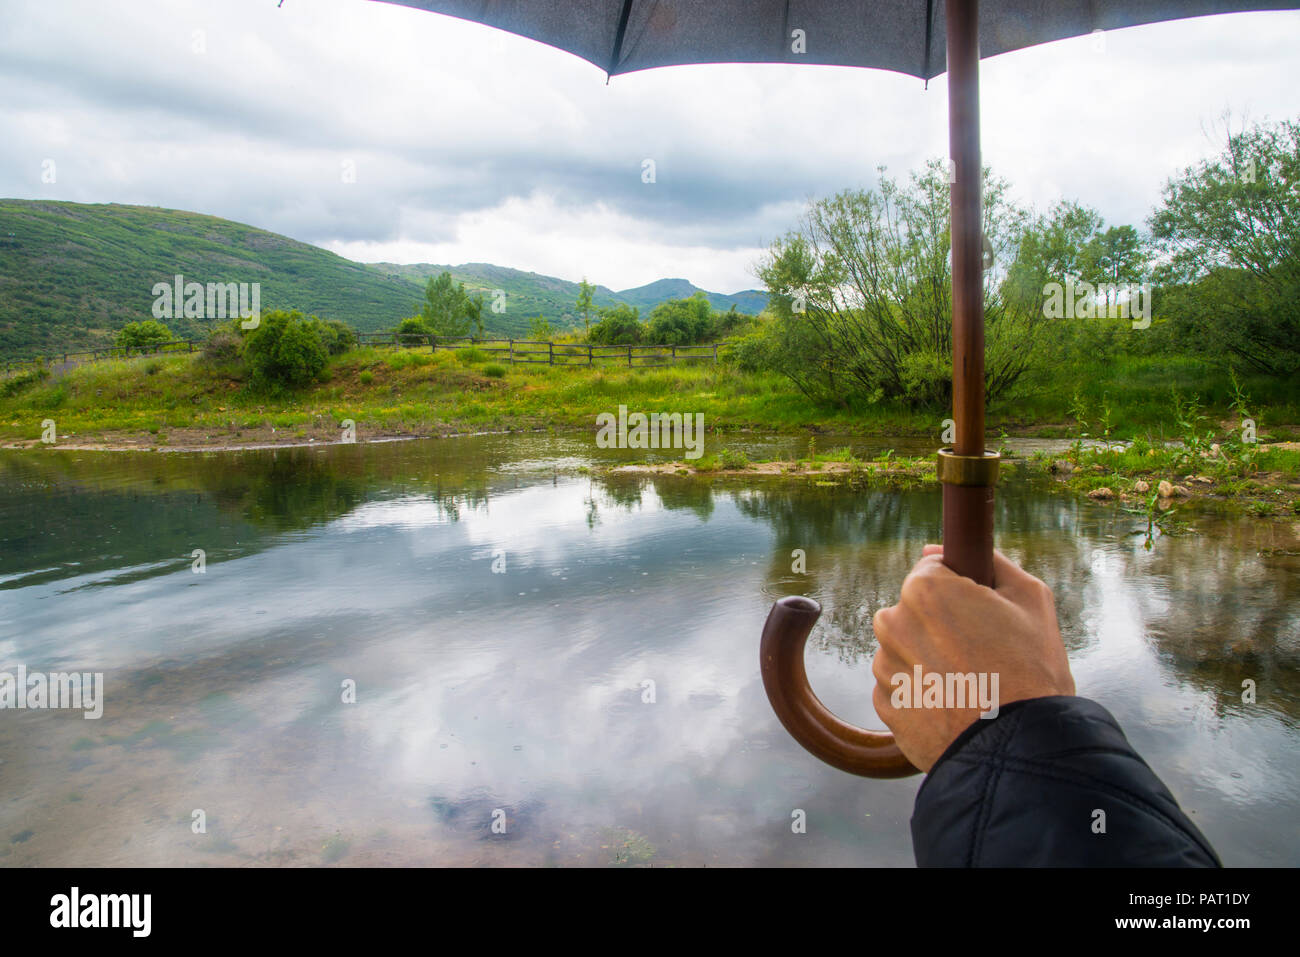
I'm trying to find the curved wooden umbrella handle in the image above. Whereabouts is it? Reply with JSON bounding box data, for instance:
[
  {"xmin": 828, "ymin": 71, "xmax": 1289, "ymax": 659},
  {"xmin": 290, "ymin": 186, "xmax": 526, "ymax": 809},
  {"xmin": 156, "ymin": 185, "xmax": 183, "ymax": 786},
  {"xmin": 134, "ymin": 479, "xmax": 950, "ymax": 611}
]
[{"xmin": 760, "ymin": 595, "xmax": 918, "ymax": 778}]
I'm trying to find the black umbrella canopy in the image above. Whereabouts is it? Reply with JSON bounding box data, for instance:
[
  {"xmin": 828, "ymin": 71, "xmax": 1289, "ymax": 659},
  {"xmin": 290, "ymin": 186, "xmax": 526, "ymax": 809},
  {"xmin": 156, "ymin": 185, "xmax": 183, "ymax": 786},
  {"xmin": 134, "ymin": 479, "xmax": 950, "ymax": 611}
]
[{"xmin": 375, "ymin": 0, "xmax": 1296, "ymax": 80}]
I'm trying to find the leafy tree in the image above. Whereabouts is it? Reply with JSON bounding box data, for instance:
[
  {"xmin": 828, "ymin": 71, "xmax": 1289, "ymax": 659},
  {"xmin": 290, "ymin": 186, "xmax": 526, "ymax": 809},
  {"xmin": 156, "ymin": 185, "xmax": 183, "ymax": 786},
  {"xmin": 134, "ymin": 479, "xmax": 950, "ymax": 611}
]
[
  {"xmin": 243, "ymin": 309, "xmax": 327, "ymax": 388},
  {"xmin": 708, "ymin": 304, "xmax": 756, "ymax": 340},
  {"xmin": 1084, "ymin": 225, "xmax": 1147, "ymax": 285},
  {"xmin": 468, "ymin": 293, "xmax": 485, "ymax": 338},
  {"xmin": 576, "ymin": 278, "xmax": 595, "ymax": 334},
  {"xmin": 1006, "ymin": 201, "xmax": 1102, "ymax": 289},
  {"xmin": 647, "ymin": 292, "xmax": 712, "ymax": 344},
  {"xmin": 756, "ymin": 160, "xmax": 1043, "ymax": 407},
  {"xmin": 587, "ymin": 304, "xmax": 644, "ymax": 344},
  {"xmin": 420, "ymin": 271, "xmax": 478, "ymax": 337},
  {"xmin": 116, "ymin": 319, "xmax": 173, "ymax": 351},
  {"xmin": 1150, "ymin": 116, "xmax": 1300, "ymax": 374}
]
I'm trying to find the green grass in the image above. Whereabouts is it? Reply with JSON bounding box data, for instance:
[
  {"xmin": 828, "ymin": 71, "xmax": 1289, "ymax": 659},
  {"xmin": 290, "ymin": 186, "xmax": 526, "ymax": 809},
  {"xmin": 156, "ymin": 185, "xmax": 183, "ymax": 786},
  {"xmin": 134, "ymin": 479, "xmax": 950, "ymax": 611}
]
[
  {"xmin": 1001, "ymin": 354, "xmax": 1300, "ymax": 439},
  {"xmin": 2, "ymin": 345, "xmax": 1297, "ymax": 456}
]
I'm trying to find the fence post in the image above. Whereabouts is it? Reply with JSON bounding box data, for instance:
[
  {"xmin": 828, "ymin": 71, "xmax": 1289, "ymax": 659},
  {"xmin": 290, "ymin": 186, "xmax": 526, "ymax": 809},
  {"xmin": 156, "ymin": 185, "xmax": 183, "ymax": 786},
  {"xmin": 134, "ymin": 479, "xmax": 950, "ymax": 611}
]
[
  {"xmin": 627, "ymin": 345, "xmax": 632, "ymax": 367},
  {"xmin": 713, "ymin": 343, "xmax": 718, "ymax": 362},
  {"xmin": 588, "ymin": 345, "xmax": 593, "ymax": 366},
  {"xmin": 509, "ymin": 340, "xmax": 515, "ymax": 364},
  {"xmin": 548, "ymin": 342, "xmax": 553, "ymax": 366}
]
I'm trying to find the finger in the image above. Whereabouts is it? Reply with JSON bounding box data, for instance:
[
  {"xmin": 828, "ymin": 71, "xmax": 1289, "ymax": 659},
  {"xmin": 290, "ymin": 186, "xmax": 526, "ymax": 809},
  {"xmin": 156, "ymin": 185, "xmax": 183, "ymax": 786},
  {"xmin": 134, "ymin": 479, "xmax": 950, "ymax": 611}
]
[
  {"xmin": 871, "ymin": 642, "xmax": 908, "ymax": 689},
  {"xmin": 921, "ymin": 543, "xmax": 943, "ymax": 557},
  {"xmin": 991, "ymin": 549, "xmax": 1051, "ymax": 603},
  {"xmin": 871, "ymin": 604, "xmax": 901, "ymax": 653},
  {"xmin": 873, "ymin": 681, "xmax": 896, "ymax": 726}
]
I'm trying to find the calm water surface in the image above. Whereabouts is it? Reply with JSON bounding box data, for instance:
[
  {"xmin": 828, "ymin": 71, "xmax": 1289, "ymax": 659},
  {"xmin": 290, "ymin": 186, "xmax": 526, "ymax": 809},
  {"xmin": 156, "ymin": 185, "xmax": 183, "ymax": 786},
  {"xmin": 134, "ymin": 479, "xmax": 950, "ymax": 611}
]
[{"xmin": 1, "ymin": 434, "xmax": 1297, "ymax": 866}]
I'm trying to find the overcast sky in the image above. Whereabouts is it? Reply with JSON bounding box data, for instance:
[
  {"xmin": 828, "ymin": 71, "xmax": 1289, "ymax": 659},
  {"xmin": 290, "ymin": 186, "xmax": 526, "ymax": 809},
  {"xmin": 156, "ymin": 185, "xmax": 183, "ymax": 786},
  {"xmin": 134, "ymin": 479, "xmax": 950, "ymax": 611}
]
[{"xmin": 2, "ymin": 0, "xmax": 1298, "ymax": 293}]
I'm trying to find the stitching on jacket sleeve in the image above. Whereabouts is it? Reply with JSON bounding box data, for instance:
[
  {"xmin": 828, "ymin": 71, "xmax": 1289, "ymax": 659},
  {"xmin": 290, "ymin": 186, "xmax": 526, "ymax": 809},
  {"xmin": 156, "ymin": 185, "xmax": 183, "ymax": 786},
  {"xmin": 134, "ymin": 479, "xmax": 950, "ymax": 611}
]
[
  {"xmin": 943, "ymin": 751, "xmax": 1220, "ymax": 864},
  {"xmin": 967, "ymin": 706, "xmax": 1021, "ymax": 865}
]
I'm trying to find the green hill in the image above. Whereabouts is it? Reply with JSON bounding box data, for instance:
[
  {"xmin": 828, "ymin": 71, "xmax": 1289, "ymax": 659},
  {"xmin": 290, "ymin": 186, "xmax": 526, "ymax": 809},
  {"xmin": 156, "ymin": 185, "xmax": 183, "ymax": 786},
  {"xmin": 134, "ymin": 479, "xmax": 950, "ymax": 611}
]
[
  {"xmin": 0, "ymin": 200, "xmax": 424, "ymax": 357},
  {"xmin": 0, "ymin": 198, "xmax": 769, "ymax": 358}
]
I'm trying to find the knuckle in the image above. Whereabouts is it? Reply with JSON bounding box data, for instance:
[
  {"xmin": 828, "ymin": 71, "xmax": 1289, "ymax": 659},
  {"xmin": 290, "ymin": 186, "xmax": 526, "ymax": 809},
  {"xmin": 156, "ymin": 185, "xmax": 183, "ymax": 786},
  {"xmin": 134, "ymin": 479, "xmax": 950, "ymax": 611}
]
[
  {"xmin": 872, "ymin": 606, "xmax": 890, "ymax": 636},
  {"xmin": 901, "ymin": 569, "xmax": 938, "ymax": 608}
]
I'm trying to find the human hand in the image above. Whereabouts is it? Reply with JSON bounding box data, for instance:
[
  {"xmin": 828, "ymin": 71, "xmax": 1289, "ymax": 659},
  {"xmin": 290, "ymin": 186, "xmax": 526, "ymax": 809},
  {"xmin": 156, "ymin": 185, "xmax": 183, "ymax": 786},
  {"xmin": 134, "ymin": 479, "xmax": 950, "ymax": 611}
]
[{"xmin": 871, "ymin": 544, "xmax": 1075, "ymax": 772}]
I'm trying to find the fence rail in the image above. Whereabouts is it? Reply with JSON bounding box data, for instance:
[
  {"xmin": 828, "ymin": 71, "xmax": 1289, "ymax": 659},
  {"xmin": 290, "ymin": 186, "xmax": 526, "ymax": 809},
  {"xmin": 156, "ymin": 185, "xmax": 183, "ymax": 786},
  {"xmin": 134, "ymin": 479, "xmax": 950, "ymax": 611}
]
[
  {"xmin": 355, "ymin": 333, "xmax": 717, "ymax": 367},
  {"xmin": 2, "ymin": 334, "xmax": 718, "ymax": 376},
  {"xmin": 2, "ymin": 339, "xmax": 200, "ymax": 376}
]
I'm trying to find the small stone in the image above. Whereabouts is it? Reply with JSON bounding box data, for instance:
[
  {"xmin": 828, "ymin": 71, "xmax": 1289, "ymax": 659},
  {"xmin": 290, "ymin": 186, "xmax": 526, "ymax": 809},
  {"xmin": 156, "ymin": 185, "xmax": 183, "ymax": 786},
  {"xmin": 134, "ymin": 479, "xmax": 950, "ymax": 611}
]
[
  {"xmin": 1050, "ymin": 459, "xmax": 1074, "ymax": 475},
  {"xmin": 1172, "ymin": 485, "xmax": 1192, "ymax": 497},
  {"xmin": 1158, "ymin": 480, "xmax": 1174, "ymax": 498},
  {"xmin": 1133, "ymin": 480, "xmax": 1150, "ymax": 493},
  {"xmin": 1209, "ymin": 444, "xmax": 1221, "ymax": 458},
  {"xmin": 1087, "ymin": 487, "xmax": 1115, "ymax": 500},
  {"xmin": 1092, "ymin": 464, "xmax": 1107, "ymax": 473},
  {"xmin": 1192, "ymin": 475, "xmax": 1214, "ymax": 484}
]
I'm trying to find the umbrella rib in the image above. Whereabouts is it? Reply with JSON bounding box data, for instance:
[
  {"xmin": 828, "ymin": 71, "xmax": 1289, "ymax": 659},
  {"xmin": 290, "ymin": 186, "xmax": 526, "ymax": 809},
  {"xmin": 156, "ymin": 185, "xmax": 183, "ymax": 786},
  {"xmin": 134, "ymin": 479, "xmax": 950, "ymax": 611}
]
[
  {"xmin": 606, "ymin": 0, "xmax": 635, "ymax": 80},
  {"xmin": 922, "ymin": 0, "xmax": 935, "ymax": 85}
]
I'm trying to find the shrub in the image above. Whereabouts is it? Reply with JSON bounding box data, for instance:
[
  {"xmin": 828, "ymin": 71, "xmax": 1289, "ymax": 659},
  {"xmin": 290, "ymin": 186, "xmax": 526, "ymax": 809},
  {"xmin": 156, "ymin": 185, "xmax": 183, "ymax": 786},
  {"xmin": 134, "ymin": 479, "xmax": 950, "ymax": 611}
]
[
  {"xmin": 456, "ymin": 347, "xmax": 488, "ymax": 364},
  {"xmin": 243, "ymin": 309, "xmax": 327, "ymax": 389},
  {"xmin": 588, "ymin": 304, "xmax": 644, "ymax": 345},
  {"xmin": 116, "ymin": 320, "xmax": 173, "ymax": 352},
  {"xmin": 358, "ymin": 370, "xmax": 374, "ymax": 385},
  {"xmin": 202, "ymin": 327, "xmax": 244, "ymax": 367},
  {"xmin": 482, "ymin": 363, "xmax": 506, "ymax": 378},
  {"xmin": 647, "ymin": 293, "xmax": 712, "ymax": 345},
  {"xmin": 395, "ymin": 317, "xmax": 431, "ymax": 347},
  {"xmin": 720, "ymin": 448, "xmax": 750, "ymax": 469},
  {"xmin": 0, "ymin": 366, "xmax": 49, "ymax": 398},
  {"xmin": 305, "ymin": 317, "xmax": 357, "ymax": 356}
]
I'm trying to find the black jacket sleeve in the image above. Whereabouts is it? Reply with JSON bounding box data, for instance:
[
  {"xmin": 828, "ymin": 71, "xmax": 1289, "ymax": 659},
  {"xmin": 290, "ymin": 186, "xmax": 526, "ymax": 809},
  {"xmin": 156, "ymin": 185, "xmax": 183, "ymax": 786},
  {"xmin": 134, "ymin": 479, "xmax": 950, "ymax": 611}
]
[{"xmin": 910, "ymin": 695, "xmax": 1221, "ymax": 867}]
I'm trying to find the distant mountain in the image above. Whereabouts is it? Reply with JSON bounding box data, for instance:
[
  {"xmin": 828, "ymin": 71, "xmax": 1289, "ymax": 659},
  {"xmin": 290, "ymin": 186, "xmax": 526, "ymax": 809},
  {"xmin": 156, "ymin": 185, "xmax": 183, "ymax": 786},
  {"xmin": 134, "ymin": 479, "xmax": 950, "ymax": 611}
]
[
  {"xmin": 367, "ymin": 262, "xmax": 625, "ymax": 336},
  {"xmin": 0, "ymin": 198, "xmax": 769, "ymax": 357},
  {"xmin": 0, "ymin": 200, "xmax": 424, "ymax": 357},
  {"xmin": 614, "ymin": 277, "xmax": 768, "ymax": 315},
  {"xmin": 369, "ymin": 263, "xmax": 768, "ymax": 332}
]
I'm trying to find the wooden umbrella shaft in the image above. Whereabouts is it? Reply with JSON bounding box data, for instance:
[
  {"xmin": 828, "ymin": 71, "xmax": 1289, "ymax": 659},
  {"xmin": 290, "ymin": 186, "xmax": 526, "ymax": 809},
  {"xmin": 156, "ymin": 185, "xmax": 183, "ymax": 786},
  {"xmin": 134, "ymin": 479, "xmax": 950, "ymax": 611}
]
[
  {"xmin": 943, "ymin": 0, "xmax": 996, "ymax": 588},
  {"xmin": 757, "ymin": 0, "xmax": 993, "ymax": 780}
]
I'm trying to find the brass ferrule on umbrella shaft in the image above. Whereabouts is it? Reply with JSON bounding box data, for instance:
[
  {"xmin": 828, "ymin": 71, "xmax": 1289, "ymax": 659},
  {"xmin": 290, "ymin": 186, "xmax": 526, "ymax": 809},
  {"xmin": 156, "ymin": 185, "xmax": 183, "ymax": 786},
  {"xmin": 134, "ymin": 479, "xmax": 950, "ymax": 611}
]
[{"xmin": 935, "ymin": 448, "xmax": 1000, "ymax": 487}]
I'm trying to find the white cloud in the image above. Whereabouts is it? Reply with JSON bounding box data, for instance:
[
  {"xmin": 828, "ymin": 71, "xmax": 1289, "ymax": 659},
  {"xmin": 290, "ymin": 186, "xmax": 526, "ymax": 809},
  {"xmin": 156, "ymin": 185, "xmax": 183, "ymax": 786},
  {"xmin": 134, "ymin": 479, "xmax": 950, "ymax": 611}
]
[{"xmin": 1, "ymin": 0, "xmax": 1296, "ymax": 292}]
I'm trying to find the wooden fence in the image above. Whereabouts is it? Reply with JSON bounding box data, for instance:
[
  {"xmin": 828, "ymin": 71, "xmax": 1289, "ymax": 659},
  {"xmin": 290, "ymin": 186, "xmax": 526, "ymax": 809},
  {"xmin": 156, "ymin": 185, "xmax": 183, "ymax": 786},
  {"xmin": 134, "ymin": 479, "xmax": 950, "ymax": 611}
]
[
  {"xmin": 2, "ymin": 339, "xmax": 201, "ymax": 376},
  {"xmin": 1, "ymin": 333, "xmax": 717, "ymax": 376},
  {"xmin": 355, "ymin": 333, "xmax": 718, "ymax": 367}
]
